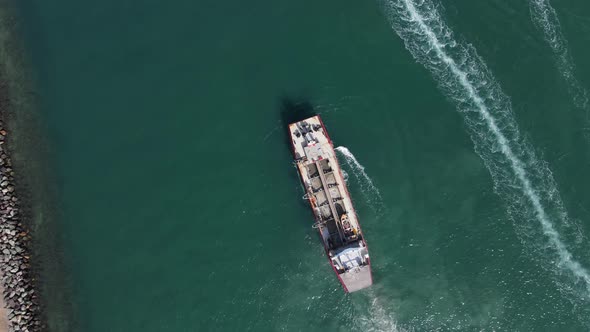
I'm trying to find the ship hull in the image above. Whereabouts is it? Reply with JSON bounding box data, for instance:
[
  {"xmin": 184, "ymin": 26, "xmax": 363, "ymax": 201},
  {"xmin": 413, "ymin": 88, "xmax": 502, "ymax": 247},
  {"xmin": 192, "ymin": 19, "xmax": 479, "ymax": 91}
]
[{"xmin": 288, "ymin": 115, "xmax": 372, "ymax": 292}]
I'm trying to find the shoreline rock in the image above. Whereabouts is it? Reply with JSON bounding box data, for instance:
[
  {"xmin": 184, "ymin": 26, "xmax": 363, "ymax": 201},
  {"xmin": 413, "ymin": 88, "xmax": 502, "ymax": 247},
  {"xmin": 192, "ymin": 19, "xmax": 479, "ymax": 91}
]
[{"xmin": 0, "ymin": 120, "xmax": 43, "ymax": 331}]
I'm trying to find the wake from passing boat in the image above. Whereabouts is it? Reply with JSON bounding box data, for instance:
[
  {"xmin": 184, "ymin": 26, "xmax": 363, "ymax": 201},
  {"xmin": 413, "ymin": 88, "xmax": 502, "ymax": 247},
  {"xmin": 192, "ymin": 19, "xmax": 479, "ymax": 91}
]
[
  {"xmin": 336, "ymin": 146, "xmax": 384, "ymax": 210},
  {"xmin": 382, "ymin": 0, "xmax": 590, "ymax": 304},
  {"xmin": 529, "ymin": 0, "xmax": 589, "ymax": 109}
]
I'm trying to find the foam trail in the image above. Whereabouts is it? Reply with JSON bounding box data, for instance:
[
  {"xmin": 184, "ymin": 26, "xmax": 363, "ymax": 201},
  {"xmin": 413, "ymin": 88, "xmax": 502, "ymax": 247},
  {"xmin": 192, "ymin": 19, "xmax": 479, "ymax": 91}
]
[
  {"xmin": 354, "ymin": 290, "xmax": 404, "ymax": 332},
  {"xmin": 335, "ymin": 146, "xmax": 383, "ymax": 204},
  {"xmin": 341, "ymin": 168, "xmax": 350, "ymax": 183},
  {"xmin": 382, "ymin": 0, "xmax": 590, "ymax": 298},
  {"xmin": 529, "ymin": 0, "xmax": 589, "ymax": 109}
]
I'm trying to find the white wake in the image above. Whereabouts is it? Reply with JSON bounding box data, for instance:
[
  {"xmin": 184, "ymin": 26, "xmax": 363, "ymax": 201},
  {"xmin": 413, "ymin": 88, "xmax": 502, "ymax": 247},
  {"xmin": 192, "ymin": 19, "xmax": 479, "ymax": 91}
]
[
  {"xmin": 529, "ymin": 0, "xmax": 589, "ymax": 109},
  {"xmin": 335, "ymin": 146, "xmax": 384, "ymax": 211},
  {"xmin": 382, "ymin": 0, "xmax": 590, "ymax": 298},
  {"xmin": 353, "ymin": 291, "xmax": 405, "ymax": 332}
]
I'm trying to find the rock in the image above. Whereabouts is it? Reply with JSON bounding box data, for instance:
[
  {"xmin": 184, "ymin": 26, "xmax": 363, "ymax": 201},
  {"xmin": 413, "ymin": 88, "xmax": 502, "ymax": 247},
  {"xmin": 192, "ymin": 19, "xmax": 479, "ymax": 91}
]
[{"xmin": 0, "ymin": 151, "xmax": 42, "ymax": 330}]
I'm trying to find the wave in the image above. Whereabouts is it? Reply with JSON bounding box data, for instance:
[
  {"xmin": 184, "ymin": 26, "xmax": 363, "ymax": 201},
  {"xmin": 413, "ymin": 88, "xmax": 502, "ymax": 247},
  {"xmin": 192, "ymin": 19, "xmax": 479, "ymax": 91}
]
[
  {"xmin": 529, "ymin": 0, "xmax": 589, "ymax": 109},
  {"xmin": 381, "ymin": 0, "xmax": 590, "ymax": 302},
  {"xmin": 335, "ymin": 146, "xmax": 384, "ymax": 213}
]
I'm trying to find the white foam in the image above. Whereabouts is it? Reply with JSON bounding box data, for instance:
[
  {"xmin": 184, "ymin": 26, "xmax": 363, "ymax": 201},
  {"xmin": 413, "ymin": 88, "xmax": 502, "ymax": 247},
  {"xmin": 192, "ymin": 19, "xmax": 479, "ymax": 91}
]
[
  {"xmin": 529, "ymin": 0, "xmax": 589, "ymax": 109},
  {"xmin": 342, "ymin": 168, "xmax": 350, "ymax": 183},
  {"xmin": 336, "ymin": 146, "xmax": 383, "ymax": 205},
  {"xmin": 383, "ymin": 0, "xmax": 590, "ymax": 297},
  {"xmin": 354, "ymin": 291, "xmax": 404, "ymax": 332}
]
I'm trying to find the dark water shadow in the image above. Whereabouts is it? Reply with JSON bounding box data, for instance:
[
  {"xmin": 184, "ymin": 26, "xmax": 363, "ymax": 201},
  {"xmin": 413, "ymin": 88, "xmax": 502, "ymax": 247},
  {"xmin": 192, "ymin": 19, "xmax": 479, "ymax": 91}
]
[{"xmin": 279, "ymin": 97, "xmax": 317, "ymax": 154}]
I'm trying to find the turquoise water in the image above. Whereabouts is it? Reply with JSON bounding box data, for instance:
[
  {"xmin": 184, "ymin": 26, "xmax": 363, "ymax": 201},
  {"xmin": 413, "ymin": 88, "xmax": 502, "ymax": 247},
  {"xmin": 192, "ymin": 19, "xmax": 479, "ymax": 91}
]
[{"xmin": 10, "ymin": 0, "xmax": 590, "ymax": 330}]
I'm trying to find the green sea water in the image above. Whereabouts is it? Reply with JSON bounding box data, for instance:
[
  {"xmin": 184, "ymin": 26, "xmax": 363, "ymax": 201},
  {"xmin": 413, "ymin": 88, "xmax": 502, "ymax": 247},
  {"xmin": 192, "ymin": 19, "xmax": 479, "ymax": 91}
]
[{"xmin": 9, "ymin": 0, "xmax": 590, "ymax": 330}]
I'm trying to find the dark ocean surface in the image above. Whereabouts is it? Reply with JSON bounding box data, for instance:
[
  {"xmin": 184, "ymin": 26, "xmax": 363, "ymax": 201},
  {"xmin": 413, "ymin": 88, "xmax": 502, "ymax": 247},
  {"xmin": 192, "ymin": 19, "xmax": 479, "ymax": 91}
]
[{"xmin": 10, "ymin": 0, "xmax": 590, "ymax": 330}]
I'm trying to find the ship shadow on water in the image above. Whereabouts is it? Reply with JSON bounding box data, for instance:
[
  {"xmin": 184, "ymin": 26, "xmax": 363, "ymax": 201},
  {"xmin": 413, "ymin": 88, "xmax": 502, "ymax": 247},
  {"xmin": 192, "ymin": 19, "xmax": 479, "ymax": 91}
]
[{"xmin": 279, "ymin": 97, "xmax": 316, "ymax": 136}]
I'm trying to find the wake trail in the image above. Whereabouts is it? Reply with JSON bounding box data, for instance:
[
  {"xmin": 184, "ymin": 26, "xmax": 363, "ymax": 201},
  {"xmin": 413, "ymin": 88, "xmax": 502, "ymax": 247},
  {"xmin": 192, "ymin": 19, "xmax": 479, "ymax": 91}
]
[
  {"xmin": 529, "ymin": 0, "xmax": 589, "ymax": 109},
  {"xmin": 354, "ymin": 290, "xmax": 404, "ymax": 332},
  {"xmin": 382, "ymin": 0, "xmax": 590, "ymax": 299},
  {"xmin": 334, "ymin": 149, "xmax": 402, "ymax": 329},
  {"xmin": 335, "ymin": 146, "xmax": 384, "ymax": 212}
]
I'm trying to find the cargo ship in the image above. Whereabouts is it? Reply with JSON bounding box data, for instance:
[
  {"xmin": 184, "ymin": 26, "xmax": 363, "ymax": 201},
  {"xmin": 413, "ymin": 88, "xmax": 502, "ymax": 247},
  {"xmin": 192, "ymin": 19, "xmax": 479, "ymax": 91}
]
[{"xmin": 289, "ymin": 115, "xmax": 372, "ymax": 292}]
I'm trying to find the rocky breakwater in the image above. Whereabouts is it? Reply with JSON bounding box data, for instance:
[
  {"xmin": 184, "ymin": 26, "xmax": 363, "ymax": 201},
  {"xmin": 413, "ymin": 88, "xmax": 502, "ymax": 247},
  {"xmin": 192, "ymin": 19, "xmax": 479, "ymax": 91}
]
[{"xmin": 0, "ymin": 120, "xmax": 41, "ymax": 331}]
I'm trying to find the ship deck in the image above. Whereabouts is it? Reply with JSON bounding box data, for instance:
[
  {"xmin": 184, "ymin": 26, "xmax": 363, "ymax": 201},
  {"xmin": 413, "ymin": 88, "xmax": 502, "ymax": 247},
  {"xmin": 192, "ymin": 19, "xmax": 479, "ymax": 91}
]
[
  {"xmin": 289, "ymin": 115, "xmax": 372, "ymax": 292},
  {"xmin": 289, "ymin": 117, "xmax": 362, "ymax": 248}
]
